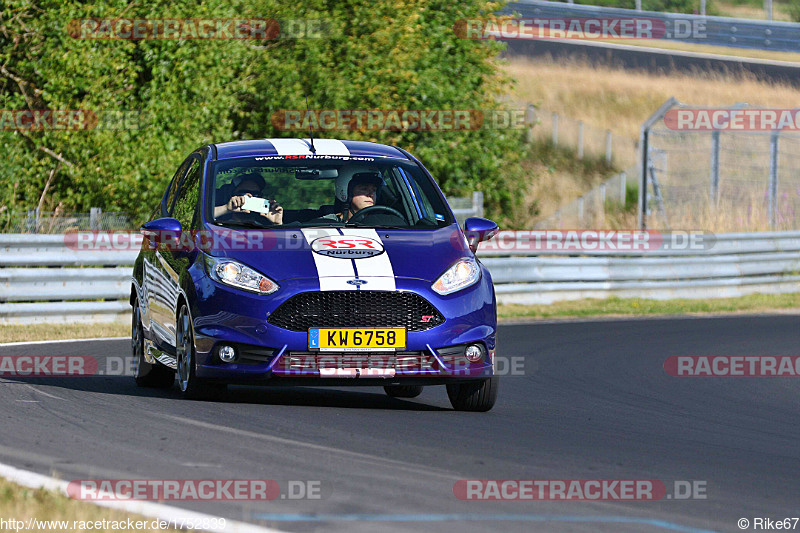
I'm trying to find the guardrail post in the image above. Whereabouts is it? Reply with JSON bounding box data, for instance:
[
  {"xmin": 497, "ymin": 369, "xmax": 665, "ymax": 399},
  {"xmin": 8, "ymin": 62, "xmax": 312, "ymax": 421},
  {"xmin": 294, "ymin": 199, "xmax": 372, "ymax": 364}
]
[
  {"xmin": 768, "ymin": 131, "xmax": 779, "ymax": 227},
  {"xmin": 605, "ymin": 130, "xmax": 612, "ymax": 165},
  {"xmin": 635, "ymin": 0, "xmax": 641, "ymax": 10},
  {"xmin": 525, "ymin": 104, "xmax": 535, "ymax": 144},
  {"xmin": 577, "ymin": 121, "xmax": 584, "ymax": 160},
  {"xmin": 552, "ymin": 113, "xmax": 559, "ymax": 147},
  {"xmin": 577, "ymin": 197, "xmax": 584, "ymax": 226},
  {"xmin": 90, "ymin": 207, "xmax": 101, "ymax": 230},
  {"xmin": 599, "ymin": 184, "xmax": 606, "ymax": 223},
  {"xmin": 472, "ymin": 191, "xmax": 484, "ymax": 218},
  {"xmin": 25, "ymin": 210, "xmax": 36, "ymax": 234},
  {"xmin": 710, "ymin": 130, "xmax": 720, "ymax": 209}
]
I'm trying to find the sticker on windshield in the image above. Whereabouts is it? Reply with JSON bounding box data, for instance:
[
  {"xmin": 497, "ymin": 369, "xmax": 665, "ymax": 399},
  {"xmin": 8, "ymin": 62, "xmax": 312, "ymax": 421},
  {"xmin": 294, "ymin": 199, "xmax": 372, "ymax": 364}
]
[
  {"xmin": 254, "ymin": 155, "xmax": 378, "ymax": 161},
  {"xmin": 435, "ymin": 214, "xmax": 445, "ymax": 221}
]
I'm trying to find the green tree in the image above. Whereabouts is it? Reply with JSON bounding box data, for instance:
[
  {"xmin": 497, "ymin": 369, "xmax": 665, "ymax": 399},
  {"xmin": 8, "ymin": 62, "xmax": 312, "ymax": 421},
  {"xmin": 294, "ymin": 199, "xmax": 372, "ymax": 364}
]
[{"xmin": 0, "ymin": 0, "xmax": 525, "ymax": 229}]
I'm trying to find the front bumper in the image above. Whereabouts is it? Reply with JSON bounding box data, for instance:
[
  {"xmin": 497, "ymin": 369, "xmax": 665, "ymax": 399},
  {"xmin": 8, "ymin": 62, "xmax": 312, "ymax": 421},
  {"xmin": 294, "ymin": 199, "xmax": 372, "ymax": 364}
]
[{"xmin": 190, "ymin": 274, "xmax": 496, "ymax": 383}]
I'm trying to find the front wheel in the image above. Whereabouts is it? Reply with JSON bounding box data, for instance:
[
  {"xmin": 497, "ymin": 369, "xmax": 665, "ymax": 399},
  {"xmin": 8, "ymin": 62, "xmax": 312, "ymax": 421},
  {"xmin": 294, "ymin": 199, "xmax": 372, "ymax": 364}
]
[
  {"xmin": 446, "ymin": 377, "xmax": 499, "ymax": 412},
  {"xmin": 132, "ymin": 297, "xmax": 174, "ymax": 388},
  {"xmin": 176, "ymin": 304, "xmax": 225, "ymax": 400}
]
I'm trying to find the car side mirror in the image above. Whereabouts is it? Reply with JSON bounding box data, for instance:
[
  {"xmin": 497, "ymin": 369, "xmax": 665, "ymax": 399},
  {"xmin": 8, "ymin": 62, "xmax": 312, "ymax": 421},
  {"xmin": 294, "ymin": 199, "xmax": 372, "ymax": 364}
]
[
  {"xmin": 463, "ymin": 217, "xmax": 499, "ymax": 253},
  {"xmin": 141, "ymin": 217, "xmax": 183, "ymax": 248}
]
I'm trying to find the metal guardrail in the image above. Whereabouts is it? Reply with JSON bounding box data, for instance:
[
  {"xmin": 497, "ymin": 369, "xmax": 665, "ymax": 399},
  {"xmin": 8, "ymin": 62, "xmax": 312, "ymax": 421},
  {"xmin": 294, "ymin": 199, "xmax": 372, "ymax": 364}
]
[
  {"xmin": 505, "ymin": 0, "xmax": 800, "ymax": 53},
  {"xmin": 1, "ymin": 231, "xmax": 798, "ymax": 323},
  {"xmin": 479, "ymin": 230, "xmax": 800, "ymax": 304},
  {"xmin": 0, "ymin": 234, "xmax": 138, "ymax": 324}
]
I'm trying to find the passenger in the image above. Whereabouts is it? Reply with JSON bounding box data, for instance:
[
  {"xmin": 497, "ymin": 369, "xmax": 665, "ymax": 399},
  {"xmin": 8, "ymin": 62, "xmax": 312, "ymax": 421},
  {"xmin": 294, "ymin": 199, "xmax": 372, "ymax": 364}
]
[{"xmin": 214, "ymin": 172, "xmax": 283, "ymax": 224}]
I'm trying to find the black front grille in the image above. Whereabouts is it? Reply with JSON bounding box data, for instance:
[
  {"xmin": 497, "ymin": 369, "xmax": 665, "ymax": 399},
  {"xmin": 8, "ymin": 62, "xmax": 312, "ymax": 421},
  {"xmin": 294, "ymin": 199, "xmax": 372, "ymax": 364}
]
[{"xmin": 268, "ymin": 291, "xmax": 445, "ymax": 332}]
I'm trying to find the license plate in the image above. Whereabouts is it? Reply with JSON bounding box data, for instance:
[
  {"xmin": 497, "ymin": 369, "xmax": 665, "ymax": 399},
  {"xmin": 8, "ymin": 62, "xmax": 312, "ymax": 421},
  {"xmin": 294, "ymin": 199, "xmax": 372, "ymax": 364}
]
[{"xmin": 308, "ymin": 328, "xmax": 406, "ymax": 351}]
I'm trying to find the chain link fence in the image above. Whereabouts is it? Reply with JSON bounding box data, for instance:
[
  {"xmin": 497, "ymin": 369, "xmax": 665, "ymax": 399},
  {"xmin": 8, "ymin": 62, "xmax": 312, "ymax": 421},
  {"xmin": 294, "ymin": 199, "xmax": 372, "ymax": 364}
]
[
  {"xmin": 642, "ymin": 100, "xmax": 800, "ymax": 231},
  {"xmin": 2, "ymin": 208, "xmax": 132, "ymax": 234}
]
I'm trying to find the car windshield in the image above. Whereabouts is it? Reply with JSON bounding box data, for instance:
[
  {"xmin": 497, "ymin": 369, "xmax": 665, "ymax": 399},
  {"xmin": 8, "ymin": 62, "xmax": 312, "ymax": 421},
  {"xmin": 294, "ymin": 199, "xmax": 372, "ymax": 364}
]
[{"xmin": 208, "ymin": 156, "xmax": 454, "ymax": 229}]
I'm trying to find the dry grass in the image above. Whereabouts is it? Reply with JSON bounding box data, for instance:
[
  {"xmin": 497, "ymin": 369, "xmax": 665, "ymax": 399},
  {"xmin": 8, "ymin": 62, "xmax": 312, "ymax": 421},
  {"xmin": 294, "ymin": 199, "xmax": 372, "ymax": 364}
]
[
  {"xmin": 505, "ymin": 56, "xmax": 800, "ymax": 141},
  {"xmin": 518, "ymin": 142, "xmax": 616, "ymax": 227},
  {"xmin": 504, "ymin": 58, "xmax": 800, "ymax": 231},
  {"xmin": 0, "ymin": 322, "xmax": 128, "ymax": 343},
  {"xmin": 0, "ymin": 477, "xmax": 178, "ymax": 533},
  {"xmin": 498, "ymin": 292, "xmax": 800, "ymax": 320}
]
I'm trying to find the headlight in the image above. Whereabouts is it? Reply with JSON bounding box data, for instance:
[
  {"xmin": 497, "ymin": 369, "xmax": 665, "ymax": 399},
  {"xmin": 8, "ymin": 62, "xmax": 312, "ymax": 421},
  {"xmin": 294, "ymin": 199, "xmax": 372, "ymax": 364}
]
[
  {"xmin": 204, "ymin": 255, "xmax": 279, "ymax": 295},
  {"xmin": 432, "ymin": 258, "xmax": 481, "ymax": 295}
]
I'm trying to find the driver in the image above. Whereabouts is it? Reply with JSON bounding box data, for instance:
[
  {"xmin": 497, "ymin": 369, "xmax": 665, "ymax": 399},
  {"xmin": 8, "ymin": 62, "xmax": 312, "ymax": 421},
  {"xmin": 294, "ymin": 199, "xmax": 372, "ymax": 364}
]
[
  {"xmin": 330, "ymin": 170, "xmax": 384, "ymax": 222},
  {"xmin": 214, "ymin": 171, "xmax": 283, "ymax": 224}
]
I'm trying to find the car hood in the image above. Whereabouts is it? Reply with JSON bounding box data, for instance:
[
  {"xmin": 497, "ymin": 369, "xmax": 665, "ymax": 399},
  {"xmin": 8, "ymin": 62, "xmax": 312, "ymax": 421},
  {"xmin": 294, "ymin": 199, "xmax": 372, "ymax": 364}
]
[{"xmin": 204, "ymin": 224, "xmax": 471, "ymax": 284}]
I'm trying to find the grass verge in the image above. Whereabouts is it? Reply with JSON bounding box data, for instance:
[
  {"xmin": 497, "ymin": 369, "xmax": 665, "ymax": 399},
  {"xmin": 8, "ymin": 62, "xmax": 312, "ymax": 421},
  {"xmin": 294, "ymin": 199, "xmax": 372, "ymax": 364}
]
[
  {"xmin": 498, "ymin": 292, "xmax": 800, "ymax": 321},
  {"xmin": 0, "ymin": 477, "xmax": 176, "ymax": 532},
  {"xmin": 0, "ymin": 322, "xmax": 128, "ymax": 344}
]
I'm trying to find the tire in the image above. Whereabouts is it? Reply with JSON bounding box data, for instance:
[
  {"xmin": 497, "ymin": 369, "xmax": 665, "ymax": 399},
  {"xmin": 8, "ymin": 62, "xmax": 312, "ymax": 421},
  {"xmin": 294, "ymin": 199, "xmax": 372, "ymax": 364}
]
[
  {"xmin": 176, "ymin": 304, "xmax": 226, "ymax": 401},
  {"xmin": 383, "ymin": 385, "xmax": 423, "ymax": 398},
  {"xmin": 446, "ymin": 377, "xmax": 499, "ymax": 412},
  {"xmin": 132, "ymin": 297, "xmax": 174, "ymax": 388}
]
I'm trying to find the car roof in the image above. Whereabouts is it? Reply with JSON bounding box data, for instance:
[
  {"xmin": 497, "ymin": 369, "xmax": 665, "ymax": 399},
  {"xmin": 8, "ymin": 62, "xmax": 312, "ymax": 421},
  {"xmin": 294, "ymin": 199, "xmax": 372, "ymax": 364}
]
[{"xmin": 211, "ymin": 138, "xmax": 410, "ymax": 161}]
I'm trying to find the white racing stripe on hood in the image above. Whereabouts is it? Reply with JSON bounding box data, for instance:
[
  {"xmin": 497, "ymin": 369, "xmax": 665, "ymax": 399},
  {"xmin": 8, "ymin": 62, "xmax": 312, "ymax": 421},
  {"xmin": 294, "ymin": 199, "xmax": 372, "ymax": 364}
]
[
  {"xmin": 300, "ymin": 228, "xmax": 397, "ymax": 291},
  {"xmin": 301, "ymin": 228, "xmax": 355, "ymax": 291},
  {"xmin": 340, "ymin": 228, "xmax": 396, "ymax": 291},
  {"xmin": 269, "ymin": 138, "xmax": 350, "ymax": 156}
]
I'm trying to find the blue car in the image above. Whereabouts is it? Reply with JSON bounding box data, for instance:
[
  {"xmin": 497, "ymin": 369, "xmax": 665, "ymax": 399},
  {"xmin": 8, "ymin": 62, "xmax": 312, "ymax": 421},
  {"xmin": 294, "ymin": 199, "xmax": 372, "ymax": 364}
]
[{"xmin": 130, "ymin": 138, "xmax": 500, "ymax": 411}]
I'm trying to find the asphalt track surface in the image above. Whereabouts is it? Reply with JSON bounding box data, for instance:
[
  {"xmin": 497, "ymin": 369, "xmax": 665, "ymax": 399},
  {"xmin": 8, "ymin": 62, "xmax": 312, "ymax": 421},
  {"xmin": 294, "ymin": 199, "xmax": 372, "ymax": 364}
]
[{"xmin": 0, "ymin": 315, "xmax": 798, "ymax": 533}]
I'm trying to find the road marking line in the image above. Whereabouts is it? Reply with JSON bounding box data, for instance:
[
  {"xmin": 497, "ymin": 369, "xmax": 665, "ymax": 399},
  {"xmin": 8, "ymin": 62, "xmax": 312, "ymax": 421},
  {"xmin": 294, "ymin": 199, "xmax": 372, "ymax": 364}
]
[
  {"xmin": 0, "ymin": 336, "xmax": 128, "ymax": 347},
  {"xmin": 248, "ymin": 513, "xmax": 717, "ymax": 531},
  {"xmin": 0, "ymin": 462, "xmax": 284, "ymax": 533},
  {"xmin": 23, "ymin": 384, "xmax": 65, "ymax": 401}
]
